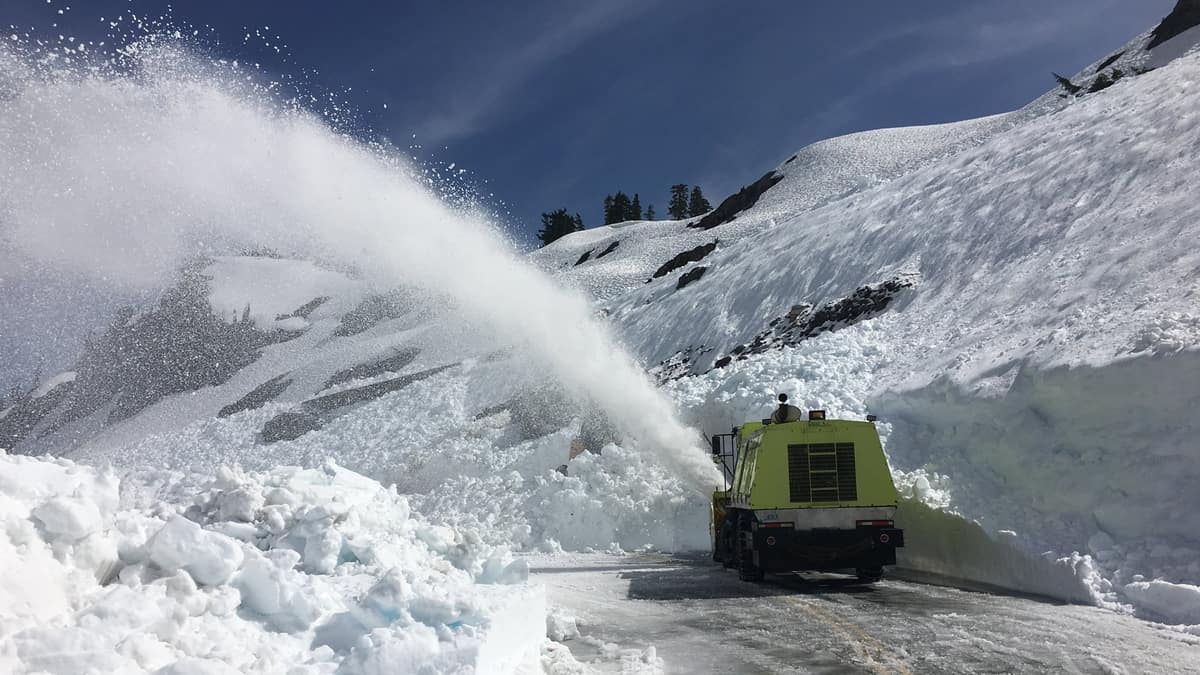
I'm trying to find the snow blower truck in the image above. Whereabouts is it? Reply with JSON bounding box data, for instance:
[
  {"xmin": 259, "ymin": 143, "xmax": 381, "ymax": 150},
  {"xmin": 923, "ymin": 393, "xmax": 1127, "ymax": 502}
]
[{"xmin": 710, "ymin": 411, "xmax": 903, "ymax": 582}]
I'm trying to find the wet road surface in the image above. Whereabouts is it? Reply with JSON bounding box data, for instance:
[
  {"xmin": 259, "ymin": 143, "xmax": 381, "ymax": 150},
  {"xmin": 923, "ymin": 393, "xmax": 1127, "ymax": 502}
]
[{"xmin": 529, "ymin": 553, "xmax": 1200, "ymax": 674}]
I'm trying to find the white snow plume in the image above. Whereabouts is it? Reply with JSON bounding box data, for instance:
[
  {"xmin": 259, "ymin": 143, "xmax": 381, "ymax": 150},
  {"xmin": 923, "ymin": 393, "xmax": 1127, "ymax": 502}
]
[{"xmin": 0, "ymin": 38, "xmax": 719, "ymax": 491}]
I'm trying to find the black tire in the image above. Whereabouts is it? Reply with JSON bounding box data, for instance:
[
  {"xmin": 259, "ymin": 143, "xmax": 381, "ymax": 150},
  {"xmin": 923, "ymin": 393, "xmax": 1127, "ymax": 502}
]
[
  {"xmin": 855, "ymin": 567, "xmax": 883, "ymax": 583},
  {"xmin": 719, "ymin": 518, "xmax": 736, "ymax": 568},
  {"xmin": 737, "ymin": 514, "xmax": 764, "ymax": 582}
]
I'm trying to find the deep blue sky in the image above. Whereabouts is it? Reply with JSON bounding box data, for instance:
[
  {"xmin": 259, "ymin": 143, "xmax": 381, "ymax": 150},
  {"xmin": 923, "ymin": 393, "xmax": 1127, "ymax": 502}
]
[{"xmin": 3, "ymin": 0, "xmax": 1175, "ymax": 248}]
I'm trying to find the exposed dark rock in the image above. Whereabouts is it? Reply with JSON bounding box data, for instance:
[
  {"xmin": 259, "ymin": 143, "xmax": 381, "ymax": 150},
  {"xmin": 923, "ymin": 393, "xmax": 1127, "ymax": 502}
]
[
  {"xmin": 6, "ymin": 260, "xmax": 314, "ymax": 450},
  {"xmin": 595, "ymin": 241, "xmax": 620, "ymax": 259},
  {"xmin": 1148, "ymin": 0, "xmax": 1200, "ymax": 50},
  {"xmin": 260, "ymin": 411, "xmax": 323, "ymax": 443},
  {"xmin": 802, "ymin": 278, "xmax": 911, "ymax": 332},
  {"xmin": 218, "ymin": 374, "xmax": 292, "ymax": 418},
  {"xmin": 1095, "ymin": 51, "xmax": 1126, "ymax": 73},
  {"xmin": 709, "ymin": 276, "xmax": 916, "ymax": 370},
  {"xmin": 472, "ymin": 402, "xmax": 511, "ymax": 420},
  {"xmin": 0, "ymin": 380, "xmax": 76, "ymax": 451},
  {"xmin": 66, "ymin": 264, "xmax": 274, "ymax": 425},
  {"xmin": 652, "ymin": 274, "xmax": 918, "ymax": 383},
  {"xmin": 276, "ymin": 296, "xmax": 330, "ymax": 321},
  {"xmin": 240, "ymin": 246, "xmax": 284, "ymax": 259},
  {"xmin": 650, "ymin": 241, "xmax": 718, "ymax": 280},
  {"xmin": 785, "ymin": 155, "xmax": 798, "ymax": 164},
  {"xmin": 334, "ymin": 291, "xmax": 413, "ymax": 337},
  {"xmin": 323, "ymin": 348, "xmax": 421, "ymax": 390},
  {"xmin": 574, "ymin": 249, "xmax": 595, "ymax": 266},
  {"xmin": 689, "ymin": 171, "xmax": 784, "ymax": 230},
  {"xmin": 259, "ymin": 363, "xmax": 458, "ymax": 443},
  {"xmin": 303, "ymin": 364, "xmax": 456, "ymax": 415},
  {"xmin": 648, "ymin": 345, "xmax": 712, "ymax": 385},
  {"xmin": 675, "ymin": 266, "xmax": 708, "ymax": 291}
]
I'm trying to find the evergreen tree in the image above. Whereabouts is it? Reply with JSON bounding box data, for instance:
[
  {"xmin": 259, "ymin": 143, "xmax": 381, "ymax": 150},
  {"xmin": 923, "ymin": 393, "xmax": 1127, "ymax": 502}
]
[
  {"xmin": 688, "ymin": 186, "xmax": 712, "ymax": 216},
  {"xmin": 610, "ymin": 192, "xmax": 633, "ymax": 224},
  {"xmin": 602, "ymin": 195, "xmax": 614, "ymax": 225},
  {"xmin": 631, "ymin": 193, "xmax": 643, "ymax": 220},
  {"xmin": 645, "ymin": 204, "xmax": 656, "ymax": 220},
  {"xmin": 538, "ymin": 208, "xmax": 582, "ymax": 247},
  {"xmin": 668, "ymin": 184, "xmax": 690, "ymax": 219},
  {"xmin": 1053, "ymin": 72, "xmax": 1083, "ymax": 96}
]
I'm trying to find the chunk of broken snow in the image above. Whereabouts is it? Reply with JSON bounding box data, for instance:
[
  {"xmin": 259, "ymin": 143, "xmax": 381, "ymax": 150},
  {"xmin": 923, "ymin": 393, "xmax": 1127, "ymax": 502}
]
[
  {"xmin": 147, "ymin": 516, "xmax": 244, "ymax": 586},
  {"xmin": 31, "ymin": 496, "xmax": 104, "ymax": 542}
]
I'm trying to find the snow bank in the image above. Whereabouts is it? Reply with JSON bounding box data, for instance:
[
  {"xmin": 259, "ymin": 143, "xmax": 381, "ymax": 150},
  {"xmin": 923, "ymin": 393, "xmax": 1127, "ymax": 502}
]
[
  {"xmin": 0, "ymin": 451, "xmax": 546, "ymax": 674},
  {"xmin": 895, "ymin": 499, "xmax": 1098, "ymax": 603},
  {"xmin": 1123, "ymin": 580, "xmax": 1200, "ymax": 625}
]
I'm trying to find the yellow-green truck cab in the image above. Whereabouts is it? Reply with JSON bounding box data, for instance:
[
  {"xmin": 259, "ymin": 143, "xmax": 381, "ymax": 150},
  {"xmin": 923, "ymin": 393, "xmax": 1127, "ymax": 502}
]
[{"xmin": 710, "ymin": 413, "xmax": 904, "ymax": 582}]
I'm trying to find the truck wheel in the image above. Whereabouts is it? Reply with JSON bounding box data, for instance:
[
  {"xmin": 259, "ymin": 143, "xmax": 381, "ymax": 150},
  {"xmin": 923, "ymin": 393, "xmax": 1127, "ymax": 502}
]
[
  {"xmin": 719, "ymin": 518, "xmax": 736, "ymax": 568},
  {"xmin": 855, "ymin": 567, "xmax": 883, "ymax": 583},
  {"xmin": 737, "ymin": 515, "xmax": 764, "ymax": 582}
]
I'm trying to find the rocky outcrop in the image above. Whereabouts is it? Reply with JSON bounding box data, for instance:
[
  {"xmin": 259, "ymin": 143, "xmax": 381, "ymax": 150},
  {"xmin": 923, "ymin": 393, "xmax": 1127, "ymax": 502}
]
[
  {"xmin": 689, "ymin": 171, "xmax": 784, "ymax": 230},
  {"xmin": 650, "ymin": 274, "xmax": 918, "ymax": 382},
  {"xmin": 1149, "ymin": 0, "xmax": 1200, "ymax": 50},
  {"xmin": 275, "ymin": 296, "xmax": 329, "ymax": 321},
  {"xmin": 650, "ymin": 241, "xmax": 718, "ymax": 280},
  {"xmin": 49, "ymin": 266, "xmax": 278, "ymax": 431},
  {"xmin": 260, "ymin": 411, "xmax": 323, "ymax": 443},
  {"xmin": 218, "ymin": 374, "xmax": 293, "ymax": 418},
  {"xmin": 675, "ymin": 266, "xmax": 707, "ymax": 291},
  {"xmin": 334, "ymin": 291, "xmax": 413, "ymax": 337},
  {"xmin": 323, "ymin": 348, "xmax": 421, "ymax": 390},
  {"xmin": 305, "ymin": 364, "xmax": 455, "ymax": 414},
  {"xmin": 595, "ymin": 241, "xmax": 620, "ymax": 259},
  {"xmin": 0, "ymin": 380, "xmax": 76, "ymax": 450},
  {"xmin": 259, "ymin": 364, "xmax": 457, "ymax": 443}
]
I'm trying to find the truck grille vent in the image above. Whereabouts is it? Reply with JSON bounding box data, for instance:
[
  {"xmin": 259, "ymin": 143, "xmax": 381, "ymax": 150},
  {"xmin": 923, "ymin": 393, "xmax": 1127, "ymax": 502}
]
[{"xmin": 788, "ymin": 443, "xmax": 857, "ymax": 503}]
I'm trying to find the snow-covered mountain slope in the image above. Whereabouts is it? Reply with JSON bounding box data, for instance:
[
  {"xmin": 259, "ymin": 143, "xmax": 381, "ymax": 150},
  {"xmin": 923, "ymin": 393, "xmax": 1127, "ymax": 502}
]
[
  {"xmin": 615, "ymin": 56, "xmax": 1200, "ymax": 385},
  {"xmin": 529, "ymin": 112, "xmax": 1014, "ymax": 304},
  {"xmin": 528, "ymin": 20, "xmax": 1189, "ymax": 307}
]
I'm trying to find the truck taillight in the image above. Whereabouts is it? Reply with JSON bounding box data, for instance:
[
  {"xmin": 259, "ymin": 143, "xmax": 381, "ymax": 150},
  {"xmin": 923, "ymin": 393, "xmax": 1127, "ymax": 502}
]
[{"xmin": 855, "ymin": 520, "xmax": 894, "ymax": 527}]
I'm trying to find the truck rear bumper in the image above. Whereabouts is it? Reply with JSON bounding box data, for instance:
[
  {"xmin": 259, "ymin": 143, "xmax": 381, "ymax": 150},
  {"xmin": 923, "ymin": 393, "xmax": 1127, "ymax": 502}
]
[{"xmin": 753, "ymin": 527, "xmax": 904, "ymax": 572}]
